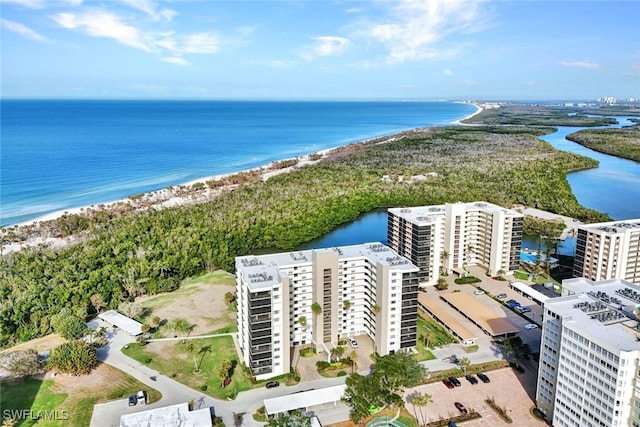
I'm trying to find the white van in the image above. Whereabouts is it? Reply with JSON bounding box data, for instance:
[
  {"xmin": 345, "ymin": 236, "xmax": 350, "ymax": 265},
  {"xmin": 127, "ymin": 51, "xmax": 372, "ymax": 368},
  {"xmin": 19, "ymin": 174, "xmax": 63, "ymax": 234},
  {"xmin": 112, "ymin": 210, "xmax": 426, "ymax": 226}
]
[{"xmin": 137, "ymin": 390, "xmax": 146, "ymax": 405}]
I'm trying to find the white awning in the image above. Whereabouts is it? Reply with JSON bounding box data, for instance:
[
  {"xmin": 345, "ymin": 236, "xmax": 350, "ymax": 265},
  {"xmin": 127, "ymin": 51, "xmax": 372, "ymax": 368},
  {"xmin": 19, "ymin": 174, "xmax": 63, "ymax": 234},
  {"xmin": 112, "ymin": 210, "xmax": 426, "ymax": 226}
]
[
  {"xmin": 98, "ymin": 310, "xmax": 143, "ymax": 336},
  {"xmin": 264, "ymin": 385, "xmax": 346, "ymax": 415}
]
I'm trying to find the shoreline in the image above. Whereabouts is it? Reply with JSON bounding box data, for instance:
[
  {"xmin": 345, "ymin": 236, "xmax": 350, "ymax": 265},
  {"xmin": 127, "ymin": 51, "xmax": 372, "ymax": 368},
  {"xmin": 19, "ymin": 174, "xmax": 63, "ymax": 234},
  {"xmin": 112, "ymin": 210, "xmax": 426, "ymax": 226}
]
[
  {"xmin": 451, "ymin": 101, "xmax": 483, "ymax": 124},
  {"xmin": 1, "ymin": 104, "xmax": 481, "ymax": 254}
]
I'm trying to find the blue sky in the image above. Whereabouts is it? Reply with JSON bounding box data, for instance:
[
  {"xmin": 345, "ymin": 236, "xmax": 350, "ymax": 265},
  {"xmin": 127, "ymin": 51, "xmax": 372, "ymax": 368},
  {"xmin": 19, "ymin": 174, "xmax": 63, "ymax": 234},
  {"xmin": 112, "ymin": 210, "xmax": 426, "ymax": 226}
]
[{"xmin": 1, "ymin": 0, "xmax": 638, "ymax": 100}]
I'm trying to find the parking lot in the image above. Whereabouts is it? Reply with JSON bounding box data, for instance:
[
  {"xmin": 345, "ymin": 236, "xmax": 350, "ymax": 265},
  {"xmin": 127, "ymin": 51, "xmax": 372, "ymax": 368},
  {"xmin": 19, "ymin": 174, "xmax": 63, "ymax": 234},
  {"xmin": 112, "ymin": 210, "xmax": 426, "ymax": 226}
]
[{"xmin": 405, "ymin": 367, "xmax": 546, "ymax": 426}]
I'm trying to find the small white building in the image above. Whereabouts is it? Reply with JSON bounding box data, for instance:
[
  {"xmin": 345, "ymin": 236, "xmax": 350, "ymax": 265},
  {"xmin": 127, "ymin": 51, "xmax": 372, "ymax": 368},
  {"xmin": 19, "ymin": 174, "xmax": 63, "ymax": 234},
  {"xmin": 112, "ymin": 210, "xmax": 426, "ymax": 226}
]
[
  {"xmin": 120, "ymin": 402, "xmax": 212, "ymax": 427},
  {"xmin": 98, "ymin": 310, "xmax": 143, "ymax": 336}
]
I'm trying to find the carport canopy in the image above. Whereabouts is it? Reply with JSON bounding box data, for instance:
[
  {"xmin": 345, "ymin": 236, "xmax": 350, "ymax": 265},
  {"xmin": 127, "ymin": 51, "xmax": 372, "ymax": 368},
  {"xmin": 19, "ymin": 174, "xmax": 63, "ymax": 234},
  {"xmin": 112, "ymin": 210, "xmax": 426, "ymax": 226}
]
[
  {"xmin": 264, "ymin": 384, "xmax": 346, "ymax": 416},
  {"xmin": 98, "ymin": 310, "xmax": 142, "ymax": 336},
  {"xmin": 441, "ymin": 292, "xmax": 519, "ymax": 336}
]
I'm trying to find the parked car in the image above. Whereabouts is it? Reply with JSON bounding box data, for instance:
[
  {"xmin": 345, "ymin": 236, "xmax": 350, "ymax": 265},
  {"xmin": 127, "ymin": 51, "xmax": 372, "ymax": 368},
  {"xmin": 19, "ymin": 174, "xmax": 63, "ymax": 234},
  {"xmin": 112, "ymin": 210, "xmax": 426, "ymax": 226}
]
[
  {"xmin": 136, "ymin": 390, "xmax": 146, "ymax": 405},
  {"xmin": 524, "ymin": 323, "xmax": 538, "ymax": 330},
  {"xmin": 477, "ymin": 372, "xmax": 491, "ymax": 383},
  {"xmin": 442, "ymin": 379, "xmax": 455, "ymax": 389},
  {"xmin": 465, "ymin": 375, "xmax": 478, "ymax": 385},
  {"xmin": 497, "ymin": 293, "xmax": 508, "ymax": 299},
  {"xmin": 448, "ymin": 376, "xmax": 461, "ymax": 387},
  {"xmin": 347, "ymin": 337, "xmax": 358, "ymax": 348},
  {"xmin": 473, "ymin": 289, "xmax": 485, "ymax": 295},
  {"xmin": 515, "ymin": 305, "xmax": 531, "ymax": 313},
  {"xmin": 265, "ymin": 381, "xmax": 280, "ymax": 389},
  {"xmin": 128, "ymin": 395, "xmax": 137, "ymax": 406},
  {"xmin": 507, "ymin": 299, "xmax": 521, "ymax": 308},
  {"xmin": 454, "ymin": 402, "xmax": 468, "ymax": 415}
]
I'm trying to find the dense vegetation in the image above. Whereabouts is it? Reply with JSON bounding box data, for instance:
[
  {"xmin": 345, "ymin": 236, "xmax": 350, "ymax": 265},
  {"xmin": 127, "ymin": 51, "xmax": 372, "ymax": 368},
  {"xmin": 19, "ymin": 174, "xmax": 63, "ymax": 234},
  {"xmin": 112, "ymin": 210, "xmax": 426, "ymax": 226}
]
[
  {"xmin": 566, "ymin": 126, "xmax": 640, "ymax": 162},
  {"xmin": 463, "ymin": 104, "xmax": 618, "ymax": 126},
  {"xmin": 0, "ymin": 126, "xmax": 610, "ymax": 347}
]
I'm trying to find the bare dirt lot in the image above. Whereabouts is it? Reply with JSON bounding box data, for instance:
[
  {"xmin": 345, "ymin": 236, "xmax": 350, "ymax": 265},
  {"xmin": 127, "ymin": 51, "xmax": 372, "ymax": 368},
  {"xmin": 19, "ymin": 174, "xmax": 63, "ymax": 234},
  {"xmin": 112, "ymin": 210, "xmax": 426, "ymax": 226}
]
[
  {"xmin": 137, "ymin": 270, "xmax": 237, "ymax": 336},
  {"xmin": 136, "ymin": 270, "xmax": 237, "ymax": 359}
]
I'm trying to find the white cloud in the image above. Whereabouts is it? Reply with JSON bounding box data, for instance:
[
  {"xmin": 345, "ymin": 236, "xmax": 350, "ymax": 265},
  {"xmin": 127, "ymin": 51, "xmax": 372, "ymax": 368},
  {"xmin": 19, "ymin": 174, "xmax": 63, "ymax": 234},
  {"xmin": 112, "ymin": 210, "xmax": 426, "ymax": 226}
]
[
  {"xmin": 560, "ymin": 60, "xmax": 599, "ymax": 69},
  {"xmin": 119, "ymin": 0, "xmax": 176, "ymax": 22},
  {"xmin": 0, "ymin": 0, "xmax": 81, "ymax": 8},
  {"xmin": 181, "ymin": 33, "xmax": 219, "ymax": 54},
  {"xmin": 51, "ymin": 8, "xmax": 222, "ymax": 63},
  {"xmin": 364, "ymin": 0, "xmax": 490, "ymax": 64},
  {"xmin": 161, "ymin": 56, "xmax": 189, "ymax": 66},
  {"xmin": 443, "ymin": 68, "xmax": 453, "ymax": 76},
  {"xmin": 1, "ymin": 18, "xmax": 52, "ymax": 43},
  {"xmin": 301, "ymin": 36, "xmax": 350, "ymax": 61},
  {"xmin": 53, "ymin": 10, "xmax": 153, "ymax": 51}
]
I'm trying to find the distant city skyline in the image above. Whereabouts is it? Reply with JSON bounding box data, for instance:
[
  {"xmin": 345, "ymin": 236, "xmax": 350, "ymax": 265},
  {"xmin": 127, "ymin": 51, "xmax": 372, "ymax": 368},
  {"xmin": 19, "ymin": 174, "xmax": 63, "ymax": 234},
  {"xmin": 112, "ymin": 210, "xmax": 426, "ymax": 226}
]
[{"xmin": 1, "ymin": 0, "xmax": 638, "ymax": 100}]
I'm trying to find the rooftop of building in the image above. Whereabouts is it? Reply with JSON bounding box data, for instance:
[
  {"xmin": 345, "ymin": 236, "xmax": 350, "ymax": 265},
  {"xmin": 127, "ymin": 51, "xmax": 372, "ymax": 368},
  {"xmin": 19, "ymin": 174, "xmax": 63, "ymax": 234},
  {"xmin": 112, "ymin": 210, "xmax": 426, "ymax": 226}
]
[
  {"xmin": 236, "ymin": 243, "xmax": 418, "ymax": 290},
  {"xmin": 580, "ymin": 218, "xmax": 640, "ymax": 234},
  {"xmin": 119, "ymin": 402, "xmax": 212, "ymax": 427},
  {"xmin": 548, "ymin": 278, "xmax": 640, "ymax": 352},
  {"xmin": 388, "ymin": 201, "xmax": 523, "ymax": 224}
]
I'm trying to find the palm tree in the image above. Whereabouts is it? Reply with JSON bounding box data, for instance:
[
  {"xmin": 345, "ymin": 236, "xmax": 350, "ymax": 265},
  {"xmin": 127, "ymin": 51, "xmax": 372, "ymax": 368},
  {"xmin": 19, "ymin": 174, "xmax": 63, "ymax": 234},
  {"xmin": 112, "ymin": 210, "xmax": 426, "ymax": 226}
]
[
  {"xmin": 459, "ymin": 356, "xmax": 471, "ymax": 373},
  {"xmin": 343, "ymin": 300, "xmax": 351, "ymax": 311},
  {"xmin": 348, "ymin": 350, "xmax": 359, "ymax": 373},
  {"xmin": 311, "ymin": 302, "xmax": 322, "ymax": 352},
  {"xmin": 412, "ymin": 392, "xmax": 432, "ymax": 426},
  {"xmin": 440, "ymin": 250, "xmax": 450, "ymax": 276},
  {"xmin": 331, "ymin": 345, "xmax": 346, "ymax": 362},
  {"xmin": 185, "ymin": 341, "xmax": 200, "ymax": 372}
]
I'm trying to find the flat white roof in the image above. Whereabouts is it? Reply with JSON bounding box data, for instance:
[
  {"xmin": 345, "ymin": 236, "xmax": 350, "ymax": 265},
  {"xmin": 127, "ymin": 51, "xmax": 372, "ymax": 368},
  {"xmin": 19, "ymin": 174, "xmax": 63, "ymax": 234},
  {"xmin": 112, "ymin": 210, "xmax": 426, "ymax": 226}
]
[
  {"xmin": 509, "ymin": 281, "xmax": 550, "ymax": 303},
  {"xmin": 388, "ymin": 201, "xmax": 523, "ymax": 224},
  {"xmin": 264, "ymin": 384, "xmax": 346, "ymax": 415},
  {"xmin": 120, "ymin": 402, "xmax": 212, "ymax": 427},
  {"xmin": 98, "ymin": 310, "xmax": 143, "ymax": 336},
  {"xmin": 237, "ymin": 243, "xmax": 418, "ymax": 291}
]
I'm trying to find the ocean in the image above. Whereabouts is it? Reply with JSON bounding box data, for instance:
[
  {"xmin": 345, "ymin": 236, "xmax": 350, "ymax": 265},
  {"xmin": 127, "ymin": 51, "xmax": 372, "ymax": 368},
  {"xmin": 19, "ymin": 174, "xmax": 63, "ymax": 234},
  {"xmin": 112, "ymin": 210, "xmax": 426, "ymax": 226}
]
[{"xmin": 0, "ymin": 100, "xmax": 476, "ymax": 227}]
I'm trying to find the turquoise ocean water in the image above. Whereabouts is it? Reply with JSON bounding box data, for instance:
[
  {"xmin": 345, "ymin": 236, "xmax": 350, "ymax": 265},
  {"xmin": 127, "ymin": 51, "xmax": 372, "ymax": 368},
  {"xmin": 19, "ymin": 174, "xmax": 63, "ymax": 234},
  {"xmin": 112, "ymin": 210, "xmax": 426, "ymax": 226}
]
[{"xmin": 0, "ymin": 100, "xmax": 475, "ymax": 226}]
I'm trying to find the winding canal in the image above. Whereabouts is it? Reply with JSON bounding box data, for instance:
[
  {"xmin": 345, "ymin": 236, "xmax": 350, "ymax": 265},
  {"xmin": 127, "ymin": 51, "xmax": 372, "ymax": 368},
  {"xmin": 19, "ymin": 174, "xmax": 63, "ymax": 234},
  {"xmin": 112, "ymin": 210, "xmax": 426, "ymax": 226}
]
[{"xmin": 299, "ymin": 117, "xmax": 640, "ymax": 252}]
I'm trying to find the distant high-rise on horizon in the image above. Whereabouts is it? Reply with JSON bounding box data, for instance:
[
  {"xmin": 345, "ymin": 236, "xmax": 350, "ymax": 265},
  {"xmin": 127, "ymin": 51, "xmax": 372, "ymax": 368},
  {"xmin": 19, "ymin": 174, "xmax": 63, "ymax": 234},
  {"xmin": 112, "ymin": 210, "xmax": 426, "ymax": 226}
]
[
  {"xmin": 573, "ymin": 219, "xmax": 640, "ymax": 285},
  {"xmin": 387, "ymin": 201, "xmax": 523, "ymax": 285},
  {"xmin": 235, "ymin": 243, "xmax": 419, "ymax": 380}
]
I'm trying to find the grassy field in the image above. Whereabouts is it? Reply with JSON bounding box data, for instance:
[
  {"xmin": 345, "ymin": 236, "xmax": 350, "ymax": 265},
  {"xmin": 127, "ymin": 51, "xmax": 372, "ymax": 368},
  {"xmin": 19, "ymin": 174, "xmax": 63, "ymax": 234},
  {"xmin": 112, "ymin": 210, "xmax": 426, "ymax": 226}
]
[
  {"xmin": 0, "ymin": 364, "xmax": 161, "ymax": 427},
  {"xmin": 418, "ymin": 311, "xmax": 458, "ymax": 347},
  {"xmin": 122, "ymin": 335, "xmax": 255, "ymax": 400}
]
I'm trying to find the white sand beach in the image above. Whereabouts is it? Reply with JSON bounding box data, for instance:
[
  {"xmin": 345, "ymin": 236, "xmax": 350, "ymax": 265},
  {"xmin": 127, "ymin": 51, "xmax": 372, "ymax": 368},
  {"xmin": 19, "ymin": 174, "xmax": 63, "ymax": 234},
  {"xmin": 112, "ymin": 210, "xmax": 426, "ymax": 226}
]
[{"xmin": 1, "ymin": 111, "xmax": 480, "ymax": 255}]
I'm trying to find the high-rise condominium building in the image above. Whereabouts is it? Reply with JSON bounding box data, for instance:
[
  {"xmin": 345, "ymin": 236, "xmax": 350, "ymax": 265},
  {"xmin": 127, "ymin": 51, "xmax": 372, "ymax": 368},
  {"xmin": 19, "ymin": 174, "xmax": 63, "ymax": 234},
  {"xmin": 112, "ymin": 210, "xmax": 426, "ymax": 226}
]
[
  {"xmin": 235, "ymin": 243, "xmax": 419, "ymax": 380},
  {"xmin": 536, "ymin": 278, "xmax": 640, "ymax": 427},
  {"xmin": 573, "ymin": 219, "xmax": 640, "ymax": 285},
  {"xmin": 387, "ymin": 201, "xmax": 523, "ymax": 285}
]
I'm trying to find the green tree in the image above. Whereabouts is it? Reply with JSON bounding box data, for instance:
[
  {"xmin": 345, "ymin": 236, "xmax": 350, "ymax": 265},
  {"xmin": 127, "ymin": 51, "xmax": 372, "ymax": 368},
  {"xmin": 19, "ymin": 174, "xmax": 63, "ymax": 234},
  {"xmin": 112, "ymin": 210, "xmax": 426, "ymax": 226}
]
[
  {"xmin": 331, "ymin": 345, "xmax": 346, "ymax": 362},
  {"xmin": 224, "ymin": 291, "xmax": 236, "ymax": 305},
  {"xmin": 439, "ymin": 250, "xmax": 450, "ymax": 275},
  {"xmin": 343, "ymin": 300, "xmax": 351, "ymax": 311},
  {"xmin": 47, "ymin": 340, "xmax": 97, "ymax": 375},
  {"xmin": 267, "ymin": 412, "xmax": 311, "ymax": 427},
  {"xmin": 297, "ymin": 316, "xmax": 307, "ymax": 329},
  {"xmin": 343, "ymin": 352, "xmax": 428, "ymax": 423},
  {"xmin": 311, "ymin": 302, "xmax": 322, "ymax": 316},
  {"xmin": 50, "ymin": 308, "xmax": 87, "ymax": 340},
  {"xmin": 218, "ymin": 359, "xmax": 232, "ymax": 382}
]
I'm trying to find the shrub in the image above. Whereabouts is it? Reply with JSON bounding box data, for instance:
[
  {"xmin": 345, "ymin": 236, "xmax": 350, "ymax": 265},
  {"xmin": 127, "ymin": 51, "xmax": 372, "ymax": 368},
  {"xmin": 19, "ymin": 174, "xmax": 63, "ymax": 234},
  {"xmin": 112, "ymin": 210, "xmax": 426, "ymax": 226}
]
[
  {"xmin": 316, "ymin": 361, "xmax": 331, "ymax": 370},
  {"xmin": 337, "ymin": 370, "xmax": 347, "ymax": 377},
  {"xmin": 47, "ymin": 340, "xmax": 97, "ymax": 375},
  {"xmin": 50, "ymin": 308, "xmax": 87, "ymax": 340},
  {"xmin": 454, "ymin": 276, "xmax": 481, "ymax": 284},
  {"xmin": 200, "ymin": 385, "xmax": 208, "ymax": 391}
]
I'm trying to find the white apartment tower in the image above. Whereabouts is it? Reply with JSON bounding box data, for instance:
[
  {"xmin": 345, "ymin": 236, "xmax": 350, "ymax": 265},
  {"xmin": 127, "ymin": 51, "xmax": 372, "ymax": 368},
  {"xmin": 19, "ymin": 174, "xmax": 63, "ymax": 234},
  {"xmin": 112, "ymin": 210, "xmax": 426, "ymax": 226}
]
[
  {"xmin": 536, "ymin": 278, "xmax": 640, "ymax": 427},
  {"xmin": 235, "ymin": 243, "xmax": 419, "ymax": 380},
  {"xmin": 573, "ymin": 219, "xmax": 640, "ymax": 285},
  {"xmin": 387, "ymin": 201, "xmax": 523, "ymax": 285}
]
